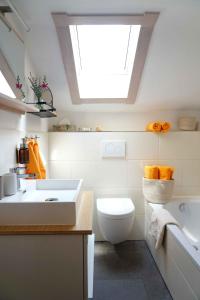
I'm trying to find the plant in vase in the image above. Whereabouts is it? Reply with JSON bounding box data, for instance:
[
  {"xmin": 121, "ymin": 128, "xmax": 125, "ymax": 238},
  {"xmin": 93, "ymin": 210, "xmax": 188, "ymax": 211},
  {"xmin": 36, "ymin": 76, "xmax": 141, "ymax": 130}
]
[
  {"xmin": 28, "ymin": 73, "xmax": 49, "ymax": 110},
  {"xmin": 16, "ymin": 75, "xmax": 25, "ymax": 101}
]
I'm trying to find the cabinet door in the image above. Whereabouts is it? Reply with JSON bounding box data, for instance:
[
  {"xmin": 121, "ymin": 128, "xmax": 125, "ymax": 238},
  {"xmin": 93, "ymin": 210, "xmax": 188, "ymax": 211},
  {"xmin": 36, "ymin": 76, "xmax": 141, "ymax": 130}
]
[{"xmin": 0, "ymin": 235, "xmax": 84, "ymax": 300}]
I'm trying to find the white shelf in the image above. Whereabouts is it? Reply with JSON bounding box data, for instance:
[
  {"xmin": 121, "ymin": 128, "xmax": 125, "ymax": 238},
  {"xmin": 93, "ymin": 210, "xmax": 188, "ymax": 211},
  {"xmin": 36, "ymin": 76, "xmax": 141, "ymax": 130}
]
[{"xmin": 0, "ymin": 93, "xmax": 39, "ymax": 114}]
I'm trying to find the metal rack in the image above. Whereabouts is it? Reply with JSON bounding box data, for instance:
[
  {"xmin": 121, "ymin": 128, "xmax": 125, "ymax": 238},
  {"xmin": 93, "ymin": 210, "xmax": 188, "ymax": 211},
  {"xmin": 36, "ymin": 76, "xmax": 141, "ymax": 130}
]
[
  {"xmin": 25, "ymin": 88, "xmax": 57, "ymax": 118},
  {"xmin": 26, "ymin": 101, "xmax": 57, "ymax": 118}
]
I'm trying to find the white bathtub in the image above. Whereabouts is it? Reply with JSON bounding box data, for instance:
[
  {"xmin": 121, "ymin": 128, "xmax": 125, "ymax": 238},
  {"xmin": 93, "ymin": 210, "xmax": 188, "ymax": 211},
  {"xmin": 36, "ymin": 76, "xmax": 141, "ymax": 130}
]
[{"xmin": 145, "ymin": 197, "xmax": 200, "ymax": 300}]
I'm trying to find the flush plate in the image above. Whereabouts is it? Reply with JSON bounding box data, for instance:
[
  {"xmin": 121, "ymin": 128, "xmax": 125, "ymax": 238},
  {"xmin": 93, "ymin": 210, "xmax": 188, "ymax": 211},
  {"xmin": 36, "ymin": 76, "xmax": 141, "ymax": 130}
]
[{"xmin": 101, "ymin": 140, "xmax": 126, "ymax": 158}]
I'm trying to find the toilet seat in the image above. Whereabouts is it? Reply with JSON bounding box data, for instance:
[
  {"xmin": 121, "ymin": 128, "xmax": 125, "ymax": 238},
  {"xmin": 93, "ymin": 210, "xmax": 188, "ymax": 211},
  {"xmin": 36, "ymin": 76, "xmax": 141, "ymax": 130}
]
[{"xmin": 97, "ymin": 198, "xmax": 135, "ymax": 220}]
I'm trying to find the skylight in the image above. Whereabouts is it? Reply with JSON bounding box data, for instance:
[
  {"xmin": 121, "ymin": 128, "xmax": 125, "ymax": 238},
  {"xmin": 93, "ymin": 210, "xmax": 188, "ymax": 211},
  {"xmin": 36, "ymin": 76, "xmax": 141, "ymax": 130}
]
[
  {"xmin": 0, "ymin": 70, "xmax": 16, "ymax": 98},
  {"xmin": 70, "ymin": 25, "xmax": 141, "ymax": 99},
  {"xmin": 52, "ymin": 12, "xmax": 159, "ymax": 104}
]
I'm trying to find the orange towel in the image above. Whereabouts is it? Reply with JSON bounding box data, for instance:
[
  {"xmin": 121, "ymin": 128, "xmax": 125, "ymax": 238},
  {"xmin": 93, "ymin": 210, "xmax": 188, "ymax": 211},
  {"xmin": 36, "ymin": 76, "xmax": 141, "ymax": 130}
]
[
  {"xmin": 26, "ymin": 141, "xmax": 42, "ymax": 179},
  {"xmin": 33, "ymin": 142, "xmax": 46, "ymax": 179},
  {"xmin": 146, "ymin": 122, "xmax": 161, "ymax": 132},
  {"xmin": 161, "ymin": 122, "xmax": 171, "ymax": 133},
  {"xmin": 144, "ymin": 166, "xmax": 159, "ymax": 179},
  {"xmin": 158, "ymin": 166, "xmax": 174, "ymax": 180}
]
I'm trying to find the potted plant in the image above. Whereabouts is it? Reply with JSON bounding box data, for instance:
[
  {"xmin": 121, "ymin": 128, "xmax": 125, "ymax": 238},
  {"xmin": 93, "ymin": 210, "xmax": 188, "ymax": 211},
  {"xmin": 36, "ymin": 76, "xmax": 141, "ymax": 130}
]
[{"xmin": 28, "ymin": 73, "xmax": 49, "ymax": 109}]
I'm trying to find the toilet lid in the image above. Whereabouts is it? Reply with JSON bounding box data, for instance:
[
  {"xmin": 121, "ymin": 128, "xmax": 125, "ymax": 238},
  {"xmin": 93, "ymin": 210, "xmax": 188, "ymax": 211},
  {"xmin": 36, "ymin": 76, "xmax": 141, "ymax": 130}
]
[{"xmin": 97, "ymin": 198, "xmax": 135, "ymax": 219}]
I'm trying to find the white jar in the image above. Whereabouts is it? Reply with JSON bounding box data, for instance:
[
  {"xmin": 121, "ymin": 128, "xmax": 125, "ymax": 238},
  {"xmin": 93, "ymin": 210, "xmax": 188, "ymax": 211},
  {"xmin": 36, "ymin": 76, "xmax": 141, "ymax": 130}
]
[
  {"xmin": 178, "ymin": 117, "xmax": 196, "ymax": 131},
  {"xmin": 3, "ymin": 173, "xmax": 17, "ymax": 196}
]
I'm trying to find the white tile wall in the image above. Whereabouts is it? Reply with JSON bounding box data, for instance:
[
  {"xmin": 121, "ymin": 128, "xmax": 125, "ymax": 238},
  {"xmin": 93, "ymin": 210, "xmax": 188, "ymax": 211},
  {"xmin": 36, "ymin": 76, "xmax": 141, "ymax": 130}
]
[
  {"xmin": 159, "ymin": 132, "xmax": 200, "ymax": 160},
  {"xmin": 125, "ymin": 132, "xmax": 158, "ymax": 160},
  {"xmin": 95, "ymin": 160, "xmax": 128, "ymax": 188},
  {"xmin": 49, "ymin": 161, "xmax": 71, "ymax": 179},
  {"xmin": 48, "ymin": 132, "xmax": 200, "ymax": 241},
  {"xmin": 127, "ymin": 160, "xmax": 144, "ymax": 187},
  {"xmin": 71, "ymin": 162, "xmax": 97, "ymax": 188},
  {"xmin": 0, "ymin": 129, "xmax": 22, "ymax": 174},
  {"xmin": 181, "ymin": 160, "xmax": 200, "ymax": 187},
  {"xmin": 49, "ymin": 133, "xmax": 100, "ymax": 161}
]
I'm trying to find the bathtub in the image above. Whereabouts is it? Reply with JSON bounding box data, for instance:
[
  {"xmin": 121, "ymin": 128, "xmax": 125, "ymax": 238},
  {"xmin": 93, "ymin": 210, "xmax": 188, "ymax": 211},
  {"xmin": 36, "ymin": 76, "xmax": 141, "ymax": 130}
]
[{"xmin": 145, "ymin": 197, "xmax": 200, "ymax": 300}]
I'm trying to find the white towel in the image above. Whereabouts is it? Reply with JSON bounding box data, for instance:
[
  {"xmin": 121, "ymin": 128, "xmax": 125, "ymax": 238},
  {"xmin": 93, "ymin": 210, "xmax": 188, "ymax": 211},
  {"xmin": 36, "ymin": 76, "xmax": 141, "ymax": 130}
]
[{"xmin": 149, "ymin": 208, "xmax": 179, "ymax": 250}]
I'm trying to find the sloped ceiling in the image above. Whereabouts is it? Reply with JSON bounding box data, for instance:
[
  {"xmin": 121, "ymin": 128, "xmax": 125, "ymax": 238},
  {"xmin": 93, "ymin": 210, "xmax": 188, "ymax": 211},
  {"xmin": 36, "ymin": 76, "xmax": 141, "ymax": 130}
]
[{"xmin": 8, "ymin": 0, "xmax": 200, "ymax": 112}]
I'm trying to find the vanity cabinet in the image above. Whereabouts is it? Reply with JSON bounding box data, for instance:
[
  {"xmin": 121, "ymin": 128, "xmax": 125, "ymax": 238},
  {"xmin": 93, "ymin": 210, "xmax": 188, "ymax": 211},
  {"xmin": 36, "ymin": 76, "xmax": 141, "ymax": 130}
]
[{"xmin": 0, "ymin": 192, "xmax": 93, "ymax": 300}]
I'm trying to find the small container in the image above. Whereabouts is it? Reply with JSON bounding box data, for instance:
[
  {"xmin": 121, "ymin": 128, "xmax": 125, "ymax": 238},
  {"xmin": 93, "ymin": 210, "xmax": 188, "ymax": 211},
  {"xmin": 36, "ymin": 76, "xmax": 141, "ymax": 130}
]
[
  {"xmin": 178, "ymin": 117, "xmax": 197, "ymax": 131},
  {"xmin": 16, "ymin": 146, "xmax": 20, "ymax": 164},
  {"xmin": 19, "ymin": 138, "xmax": 29, "ymax": 164},
  {"xmin": 3, "ymin": 173, "xmax": 17, "ymax": 196},
  {"xmin": 16, "ymin": 165, "xmax": 26, "ymax": 175},
  {"xmin": 78, "ymin": 127, "xmax": 92, "ymax": 132},
  {"xmin": 143, "ymin": 177, "xmax": 174, "ymax": 204}
]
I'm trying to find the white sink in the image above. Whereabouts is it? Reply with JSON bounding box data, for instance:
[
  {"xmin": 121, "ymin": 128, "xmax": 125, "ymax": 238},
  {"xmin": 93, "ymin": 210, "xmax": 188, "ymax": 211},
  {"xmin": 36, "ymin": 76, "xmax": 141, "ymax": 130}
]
[{"xmin": 0, "ymin": 179, "xmax": 83, "ymax": 226}]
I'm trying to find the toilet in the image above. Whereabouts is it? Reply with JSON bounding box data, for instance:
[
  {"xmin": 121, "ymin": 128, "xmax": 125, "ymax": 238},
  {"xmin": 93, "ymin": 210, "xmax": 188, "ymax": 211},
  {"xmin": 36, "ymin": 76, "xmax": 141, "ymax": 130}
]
[{"xmin": 97, "ymin": 198, "xmax": 135, "ymax": 244}]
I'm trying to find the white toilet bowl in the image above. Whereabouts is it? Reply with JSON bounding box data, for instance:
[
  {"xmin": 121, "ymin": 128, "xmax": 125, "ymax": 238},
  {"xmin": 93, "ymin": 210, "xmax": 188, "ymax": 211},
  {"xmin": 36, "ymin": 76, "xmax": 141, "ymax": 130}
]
[{"xmin": 97, "ymin": 198, "xmax": 135, "ymax": 244}]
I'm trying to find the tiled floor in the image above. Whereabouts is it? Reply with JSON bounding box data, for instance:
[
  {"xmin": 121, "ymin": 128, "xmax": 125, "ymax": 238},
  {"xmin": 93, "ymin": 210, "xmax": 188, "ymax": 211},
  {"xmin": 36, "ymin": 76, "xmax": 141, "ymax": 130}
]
[{"xmin": 93, "ymin": 241, "xmax": 172, "ymax": 300}]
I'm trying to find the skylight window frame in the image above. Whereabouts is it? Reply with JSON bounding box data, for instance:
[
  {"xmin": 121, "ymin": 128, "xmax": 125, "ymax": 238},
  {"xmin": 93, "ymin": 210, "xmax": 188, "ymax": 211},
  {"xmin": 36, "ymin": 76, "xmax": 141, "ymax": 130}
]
[
  {"xmin": 52, "ymin": 12, "xmax": 159, "ymax": 105},
  {"xmin": 0, "ymin": 49, "xmax": 21, "ymax": 100}
]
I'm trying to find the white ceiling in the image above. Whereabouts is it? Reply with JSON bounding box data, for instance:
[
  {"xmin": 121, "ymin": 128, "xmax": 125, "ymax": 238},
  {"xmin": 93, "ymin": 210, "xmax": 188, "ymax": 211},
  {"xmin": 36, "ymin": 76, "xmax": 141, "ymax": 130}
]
[{"xmin": 9, "ymin": 0, "xmax": 200, "ymax": 112}]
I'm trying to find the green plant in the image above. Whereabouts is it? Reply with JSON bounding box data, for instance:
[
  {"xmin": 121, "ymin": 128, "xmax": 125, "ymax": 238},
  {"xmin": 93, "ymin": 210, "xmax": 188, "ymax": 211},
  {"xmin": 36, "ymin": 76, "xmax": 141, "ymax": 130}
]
[
  {"xmin": 28, "ymin": 73, "xmax": 49, "ymax": 109},
  {"xmin": 28, "ymin": 73, "xmax": 48, "ymax": 101}
]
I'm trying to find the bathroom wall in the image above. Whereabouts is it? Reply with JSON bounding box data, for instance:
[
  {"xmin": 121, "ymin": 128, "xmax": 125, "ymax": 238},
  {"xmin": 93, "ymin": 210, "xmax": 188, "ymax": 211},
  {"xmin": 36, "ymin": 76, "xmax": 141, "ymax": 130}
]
[
  {"xmin": 0, "ymin": 110, "xmax": 48, "ymax": 175},
  {"xmin": 48, "ymin": 131, "xmax": 200, "ymax": 240}
]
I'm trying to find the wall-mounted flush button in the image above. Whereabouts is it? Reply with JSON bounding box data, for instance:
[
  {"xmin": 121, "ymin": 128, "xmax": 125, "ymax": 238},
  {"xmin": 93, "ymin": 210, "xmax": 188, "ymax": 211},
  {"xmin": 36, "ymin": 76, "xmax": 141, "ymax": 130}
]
[{"xmin": 101, "ymin": 140, "xmax": 126, "ymax": 158}]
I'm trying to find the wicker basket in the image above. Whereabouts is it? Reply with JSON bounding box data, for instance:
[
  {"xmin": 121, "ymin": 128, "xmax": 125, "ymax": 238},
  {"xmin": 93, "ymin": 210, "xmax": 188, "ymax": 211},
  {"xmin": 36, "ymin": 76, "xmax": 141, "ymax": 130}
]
[{"xmin": 143, "ymin": 177, "xmax": 174, "ymax": 204}]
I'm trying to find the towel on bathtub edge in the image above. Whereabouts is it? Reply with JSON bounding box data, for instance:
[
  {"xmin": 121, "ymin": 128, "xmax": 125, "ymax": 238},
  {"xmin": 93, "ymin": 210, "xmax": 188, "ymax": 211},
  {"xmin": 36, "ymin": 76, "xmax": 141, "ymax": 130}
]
[{"xmin": 149, "ymin": 208, "xmax": 179, "ymax": 250}]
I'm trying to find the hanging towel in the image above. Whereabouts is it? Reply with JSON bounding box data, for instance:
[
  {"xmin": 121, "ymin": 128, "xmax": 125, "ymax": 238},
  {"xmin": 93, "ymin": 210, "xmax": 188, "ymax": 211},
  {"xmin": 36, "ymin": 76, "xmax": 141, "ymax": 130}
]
[
  {"xmin": 33, "ymin": 142, "xmax": 46, "ymax": 179},
  {"xmin": 144, "ymin": 166, "xmax": 159, "ymax": 179},
  {"xmin": 26, "ymin": 141, "xmax": 42, "ymax": 179},
  {"xmin": 149, "ymin": 208, "xmax": 179, "ymax": 249},
  {"xmin": 158, "ymin": 166, "xmax": 174, "ymax": 180},
  {"xmin": 146, "ymin": 122, "xmax": 161, "ymax": 132},
  {"xmin": 160, "ymin": 122, "xmax": 171, "ymax": 133}
]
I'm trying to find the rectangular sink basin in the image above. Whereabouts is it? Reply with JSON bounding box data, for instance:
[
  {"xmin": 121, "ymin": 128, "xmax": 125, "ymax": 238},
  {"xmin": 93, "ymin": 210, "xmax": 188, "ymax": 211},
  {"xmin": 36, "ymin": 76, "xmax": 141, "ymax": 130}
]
[{"xmin": 0, "ymin": 179, "xmax": 83, "ymax": 226}]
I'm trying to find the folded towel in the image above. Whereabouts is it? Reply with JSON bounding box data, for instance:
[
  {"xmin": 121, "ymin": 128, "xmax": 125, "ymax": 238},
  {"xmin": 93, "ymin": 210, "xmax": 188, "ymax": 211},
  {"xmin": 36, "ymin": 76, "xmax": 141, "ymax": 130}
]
[
  {"xmin": 144, "ymin": 166, "xmax": 159, "ymax": 179},
  {"xmin": 146, "ymin": 122, "xmax": 161, "ymax": 132},
  {"xmin": 158, "ymin": 166, "xmax": 174, "ymax": 180},
  {"xmin": 161, "ymin": 122, "xmax": 171, "ymax": 133},
  {"xmin": 149, "ymin": 208, "xmax": 179, "ymax": 249}
]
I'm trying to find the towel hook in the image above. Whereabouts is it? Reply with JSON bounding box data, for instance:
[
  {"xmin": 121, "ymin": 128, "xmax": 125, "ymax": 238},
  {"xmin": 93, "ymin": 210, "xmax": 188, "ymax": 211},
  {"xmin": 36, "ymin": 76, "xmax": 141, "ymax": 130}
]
[{"xmin": 24, "ymin": 135, "xmax": 40, "ymax": 142}]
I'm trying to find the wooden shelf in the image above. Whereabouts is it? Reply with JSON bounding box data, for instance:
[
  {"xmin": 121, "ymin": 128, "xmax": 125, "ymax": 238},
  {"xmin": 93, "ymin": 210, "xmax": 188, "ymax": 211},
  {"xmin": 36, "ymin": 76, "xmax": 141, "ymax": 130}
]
[
  {"xmin": 49, "ymin": 130, "xmax": 200, "ymax": 133},
  {"xmin": 0, "ymin": 93, "xmax": 39, "ymax": 114}
]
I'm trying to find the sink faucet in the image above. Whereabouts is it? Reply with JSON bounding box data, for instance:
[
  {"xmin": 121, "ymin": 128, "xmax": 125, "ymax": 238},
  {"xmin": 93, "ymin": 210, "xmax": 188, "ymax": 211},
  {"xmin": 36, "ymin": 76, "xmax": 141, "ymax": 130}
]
[{"xmin": 179, "ymin": 202, "xmax": 186, "ymax": 212}]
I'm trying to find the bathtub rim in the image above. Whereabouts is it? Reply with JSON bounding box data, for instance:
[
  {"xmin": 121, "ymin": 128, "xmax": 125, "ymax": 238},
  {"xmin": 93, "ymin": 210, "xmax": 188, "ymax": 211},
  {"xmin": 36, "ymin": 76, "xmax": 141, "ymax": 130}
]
[
  {"xmin": 167, "ymin": 225, "xmax": 200, "ymax": 271},
  {"xmin": 148, "ymin": 200, "xmax": 200, "ymax": 270}
]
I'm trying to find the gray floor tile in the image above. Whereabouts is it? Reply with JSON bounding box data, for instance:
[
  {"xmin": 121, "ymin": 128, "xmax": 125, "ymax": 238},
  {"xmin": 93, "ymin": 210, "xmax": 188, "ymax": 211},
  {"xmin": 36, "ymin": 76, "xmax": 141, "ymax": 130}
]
[
  {"xmin": 94, "ymin": 279, "xmax": 148, "ymax": 300},
  {"xmin": 94, "ymin": 241, "xmax": 173, "ymax": 300},
  {"xmin": 143, "ymin": 275, "xmax": 173, "ymax": 300}
]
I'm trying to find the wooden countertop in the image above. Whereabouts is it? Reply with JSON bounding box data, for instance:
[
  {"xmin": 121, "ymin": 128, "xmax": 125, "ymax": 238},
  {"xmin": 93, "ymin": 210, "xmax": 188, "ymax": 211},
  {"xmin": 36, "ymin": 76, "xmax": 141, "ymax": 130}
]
[{"xmin": 0, "ymin": 191, "xmax": 93, "ymax": 235}]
